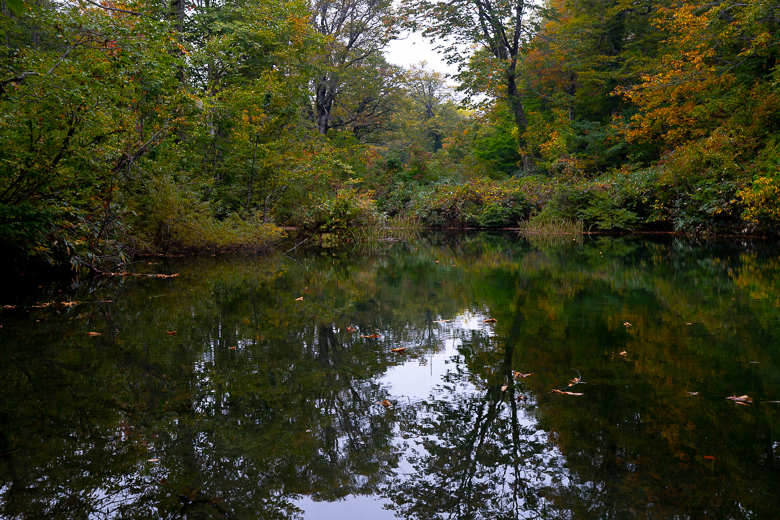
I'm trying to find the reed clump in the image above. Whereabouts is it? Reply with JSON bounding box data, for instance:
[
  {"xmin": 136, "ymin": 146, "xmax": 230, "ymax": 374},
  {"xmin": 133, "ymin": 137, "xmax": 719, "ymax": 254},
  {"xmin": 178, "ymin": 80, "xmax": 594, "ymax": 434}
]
[{"xmin": 518, "ymin": 216, "xmax": 585, "ymax": 236}]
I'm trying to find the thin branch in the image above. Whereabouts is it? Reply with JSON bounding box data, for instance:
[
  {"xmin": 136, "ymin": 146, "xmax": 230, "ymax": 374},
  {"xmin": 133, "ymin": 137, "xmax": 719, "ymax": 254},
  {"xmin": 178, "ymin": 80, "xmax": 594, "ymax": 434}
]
[{"xmin": 79, "ymin": 0, "xmax": 145, "ymax": 17}]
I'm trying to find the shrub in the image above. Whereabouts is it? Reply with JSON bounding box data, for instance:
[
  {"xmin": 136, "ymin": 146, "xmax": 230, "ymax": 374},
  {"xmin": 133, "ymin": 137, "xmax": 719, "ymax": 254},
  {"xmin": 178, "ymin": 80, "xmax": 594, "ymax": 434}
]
[
  {"xmin": 126, "ymin": 175, "xmax": 284, "ymax": 252},
  {"xmin": 408, "ymin": 180, "xmax": 530, "ymax": 228},
  {"xmin": 306, "ymin": 188, "xmax": 384, "ymax": 233},
  {"xmin": 739, "ymin": 174, "xmax": 780, "ymax": 231}
]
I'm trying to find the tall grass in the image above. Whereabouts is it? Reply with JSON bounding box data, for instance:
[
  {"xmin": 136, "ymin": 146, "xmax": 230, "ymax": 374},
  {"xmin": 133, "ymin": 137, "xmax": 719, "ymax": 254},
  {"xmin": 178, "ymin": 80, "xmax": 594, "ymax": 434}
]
[{"xmin": 518, "ymin": 216, "xmax": 585, "ymax": 235}]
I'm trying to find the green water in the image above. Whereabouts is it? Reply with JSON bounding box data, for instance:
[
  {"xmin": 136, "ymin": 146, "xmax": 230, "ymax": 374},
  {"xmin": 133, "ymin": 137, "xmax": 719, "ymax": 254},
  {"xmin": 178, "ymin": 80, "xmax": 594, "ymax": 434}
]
[{"xmin": 1, "ymin": 233, "xmax": 780, "ymax": 519}]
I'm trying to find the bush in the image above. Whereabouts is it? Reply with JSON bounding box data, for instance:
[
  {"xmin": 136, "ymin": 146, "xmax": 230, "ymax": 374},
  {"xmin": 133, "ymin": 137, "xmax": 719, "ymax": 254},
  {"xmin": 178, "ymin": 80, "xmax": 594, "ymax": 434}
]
[
  {"xmin": 305, "ymin": 188, "xmax": 384, "ymax": 233},
  {"xmin": 126, "ymin": 175, "xmax": 284, "ymax": 252},
  {"xmin": 739, "ymin": 174, "xmax": 780, "ymax": 232},
  {"xmin": 408, "ymin": 180, "xmax": 530, "ymax": 228}
]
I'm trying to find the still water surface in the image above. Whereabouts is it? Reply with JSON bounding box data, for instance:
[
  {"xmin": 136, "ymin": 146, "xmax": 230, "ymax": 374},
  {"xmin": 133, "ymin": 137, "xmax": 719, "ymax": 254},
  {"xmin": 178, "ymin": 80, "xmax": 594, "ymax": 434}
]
[{"xmin": 1, "ymin": 233, "xmax": 780, "ymax": 519}]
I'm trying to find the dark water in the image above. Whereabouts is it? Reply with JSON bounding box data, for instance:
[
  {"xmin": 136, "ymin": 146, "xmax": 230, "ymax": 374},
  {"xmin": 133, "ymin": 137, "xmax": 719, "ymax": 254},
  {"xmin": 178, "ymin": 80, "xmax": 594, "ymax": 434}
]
[{"xmin": 2, "ymin": 233, "xmax": 780, "ymax": 519}]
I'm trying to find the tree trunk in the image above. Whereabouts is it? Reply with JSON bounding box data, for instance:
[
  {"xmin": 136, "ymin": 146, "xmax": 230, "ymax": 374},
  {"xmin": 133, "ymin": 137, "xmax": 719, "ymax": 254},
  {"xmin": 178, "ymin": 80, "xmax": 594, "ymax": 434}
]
[
  {"xmin": 506, "ymin": 62, "xmax": 533, "ymax": 174},
  {"xmin": 315, "ymin": 78, "xmax": 334, "ymax": 135}
]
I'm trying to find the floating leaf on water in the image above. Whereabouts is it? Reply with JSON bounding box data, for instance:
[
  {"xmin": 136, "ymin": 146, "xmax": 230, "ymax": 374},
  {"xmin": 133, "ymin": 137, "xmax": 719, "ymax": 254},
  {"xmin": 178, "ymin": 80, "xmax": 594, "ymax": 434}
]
[
  {"xmin": 501, "ymin": 385, "xmax": 508, "ymax": 392},
  {"xmin": 619, "ymin": 351, "xmax": 628, "ymax": 356},
  {"xmin": 87, "ymin": 332, "xmax": 101, "ymax": 337},
  {"xmin": 433, "ymin": 319, "xmax": 451, "ymax": 323},
  {"xmin": 726, "ymin": 395, "xmax": 753, "ymax": 404},
  {"xmin": 704, "ymin": 455, "xmax": 717, "ymax": 461},
  {"xmin": 513, "ymin": 371, "xmax": 532, "ymax": 379},
  {"xmin": 295, "ymin": 296, "xmax": 304, "ymax": 301},
  {"xmin": 380, "ymin": 399, "xmax": 392, "ymax": 407},
  {"xmin": 346, "ymin": 326, "xmax": 357, "ymax": 332},
  {"xmin": 166, "ymin": 330, "xmax": 177, "ymax": 336},
  {"xmin": 147, "ymin": 458, "xmax": 159, "ymax": 462},
  {"xmin": 483, "ymin": 318, "xmax": 497, "ymax": 323},
  {"xmin": 687, "ymin": 391, "xmax": 699, "ymax": 396},
  {"xmin": 390, "ymin": 347, "xmax": 406, "ymax": 353},
  {"xmin": 2, "ymin": 305, "xmax": 18, "ymax": 309},
  {"xmin": 362, "ymin": 334, "xmax": 381, "ymax": 338},
  {"xmin": 552, "ymin": 389, "xmax": 584, "ymax": 396},
  {"xmin": 623, "ymin": 322, "xmax": 632, "ymax": 327}
]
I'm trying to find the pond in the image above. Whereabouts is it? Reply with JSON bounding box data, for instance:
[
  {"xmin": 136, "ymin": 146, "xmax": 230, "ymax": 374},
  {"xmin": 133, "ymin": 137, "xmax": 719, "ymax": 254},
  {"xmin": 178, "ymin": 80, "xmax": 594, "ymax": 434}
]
[{"xmin": 1, "ymin": 232, "xmax": 780, "ymax": 519}]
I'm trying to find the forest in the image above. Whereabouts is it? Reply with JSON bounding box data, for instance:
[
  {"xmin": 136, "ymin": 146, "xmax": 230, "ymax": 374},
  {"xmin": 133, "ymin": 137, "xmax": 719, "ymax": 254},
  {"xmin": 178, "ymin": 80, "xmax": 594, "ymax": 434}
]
[{"xmin": 1, "ymin": 0, "xmax": 779, "ymax": 272}]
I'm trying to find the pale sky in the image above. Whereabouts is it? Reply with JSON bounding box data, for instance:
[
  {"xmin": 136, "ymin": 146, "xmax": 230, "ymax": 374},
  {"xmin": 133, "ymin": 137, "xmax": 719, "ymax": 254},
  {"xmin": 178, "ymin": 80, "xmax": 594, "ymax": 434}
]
[{"xmin": 384, "ymin": 29, "xmax": 457, "ymax": 76}]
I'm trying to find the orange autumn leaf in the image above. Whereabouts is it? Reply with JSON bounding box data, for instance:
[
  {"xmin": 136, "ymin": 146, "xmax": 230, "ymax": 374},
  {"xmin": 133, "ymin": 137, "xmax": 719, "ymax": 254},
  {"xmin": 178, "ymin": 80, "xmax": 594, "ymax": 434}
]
[
  {"xmin": 166, "ymin": 330, "xmax": 177, "ymax": 336},
  {"xmin": 380, "ymin": 399, "xmax": 392, "ymax": 407},
  {"xmin": 87, "ymin": 332, "xmax": 101, "ymax": 336},
  {"xmin": 390, "ymin": 347, "xmax": 407, "ymax": 353},
  {"xmin": 362, "ymin": 334, "xmax": 381, "ymax": 338},
  {"xmin": 295, "ymin": 296, "xmax": 304, "ymax": 301},
  {"xmin": 552, "ymin": 389, "xmax": 584, "ymax": 396},
  {"xmin": 483, "ymin": 318, "xmax": 497, "ymax": 323}
]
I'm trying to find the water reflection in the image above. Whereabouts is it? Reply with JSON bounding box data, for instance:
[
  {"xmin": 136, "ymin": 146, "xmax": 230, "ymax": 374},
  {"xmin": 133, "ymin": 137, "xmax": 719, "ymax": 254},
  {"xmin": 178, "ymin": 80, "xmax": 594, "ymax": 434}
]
[{"xmin": 1, "ymin": 235, "xmax": 780, "ymax": 519}]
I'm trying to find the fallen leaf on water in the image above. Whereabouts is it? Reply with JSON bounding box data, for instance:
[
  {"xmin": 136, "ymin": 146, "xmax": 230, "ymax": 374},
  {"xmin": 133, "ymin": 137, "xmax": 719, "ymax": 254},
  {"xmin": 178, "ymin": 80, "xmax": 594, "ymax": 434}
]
[
  {"xmin": 501, "ymin": 385, "xmax": 508, "ymax": 392},
  {"xmin": 433, "ymin": 319, "xmax": 451, "ymax": 323},
  {"xmin": 483, "ymin": 318, "xmax": 497, "ymax": 323},
  {"xmin": 2, "ymin": 305, "xmax": 18, "ymax": 309},
  {"xmin": 704, "ymin": 455, "xmax": 717, "ymax": 461},
  {"xmin": 229, "ymin": 346, "xmax": 236, "ymax": 350},
  {"xmin": 166, "ymin": 330, "xmax": 177, "ymax": 336},
  {"xmin": 295, "ymin": 296, "xmax": 304, "ymax": 301},
  {"xmin": 87, "ymin": 332, "xmax": 101, "ymax": 336},
  {"xmin": 619, "ymin": 351, "xmax": 628, "ymax": 356},
  {"xmin": 346, "ymin": 326, "xmax": 357, "ymax": 332},
  {"xmin": 390, "ymin": 347, "xmax": 406, "ymax": 353},
  {"xmin": 552, "ymin": 389, "xmax": 584, "ymax": 396},
  {"xmin": 726, "ymin": 395, "xmax": 753, "ymax": 404},
  {"xmin": 61, "ymin": 301, "xmax": 79, "ymax": 307},
  {"xmin": 687, "ymin": 391, "xmax": 699, "ymax": 396},
  {"xmin": 623, "ymin": 322, "xmax": 632, "ymax": 327},
  {"xmin": 362, "ymin": 334, "xmax": 381, "ymax": 338},
  {"xmin": 569, "ymin": 377, "xmax": 581, "ymax": 386},
  {"xmin": 516, "ymin": 395, "xmax": 526, "ymax": 401},
  {"xmin": 147, "ymin": 458, "xmax": 159, "ymax": 462},
  {"xmin": 380, "ymin": 399, "xmax": 392, "ymax": 407}
]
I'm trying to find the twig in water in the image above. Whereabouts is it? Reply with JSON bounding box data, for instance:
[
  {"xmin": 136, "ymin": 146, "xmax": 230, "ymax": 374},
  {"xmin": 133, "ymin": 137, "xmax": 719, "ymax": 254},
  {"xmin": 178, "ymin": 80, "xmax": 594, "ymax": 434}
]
[{"xmin": 285, "ymin": 238, "xmax": 308, "ymax": 254}]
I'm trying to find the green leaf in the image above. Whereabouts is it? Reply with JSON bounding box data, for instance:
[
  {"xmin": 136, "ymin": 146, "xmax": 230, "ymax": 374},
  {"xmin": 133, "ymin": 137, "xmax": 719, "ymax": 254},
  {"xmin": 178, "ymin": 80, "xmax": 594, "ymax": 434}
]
[{"xmin": 5, "ymin": 0, "xmax": 24, "ymax": 16}]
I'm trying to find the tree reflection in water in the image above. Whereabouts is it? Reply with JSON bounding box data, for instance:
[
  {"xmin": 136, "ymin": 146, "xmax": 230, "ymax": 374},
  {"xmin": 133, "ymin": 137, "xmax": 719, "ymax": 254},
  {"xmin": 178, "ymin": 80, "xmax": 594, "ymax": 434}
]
[
  {"xmin": 383, "ymin": 313, "xmax": 573, "ymax": 520},
  {"xmin": 3, "ymin": 235, "xmax": 780, "ymax": 519}
]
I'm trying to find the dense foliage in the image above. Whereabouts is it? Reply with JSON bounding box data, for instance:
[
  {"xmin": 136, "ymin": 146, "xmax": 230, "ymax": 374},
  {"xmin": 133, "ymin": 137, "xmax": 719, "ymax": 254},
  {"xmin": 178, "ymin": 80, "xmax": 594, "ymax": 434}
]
[{"xmin": 1, "ymin": 0, "xmax": 779, "ymax": 271}]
